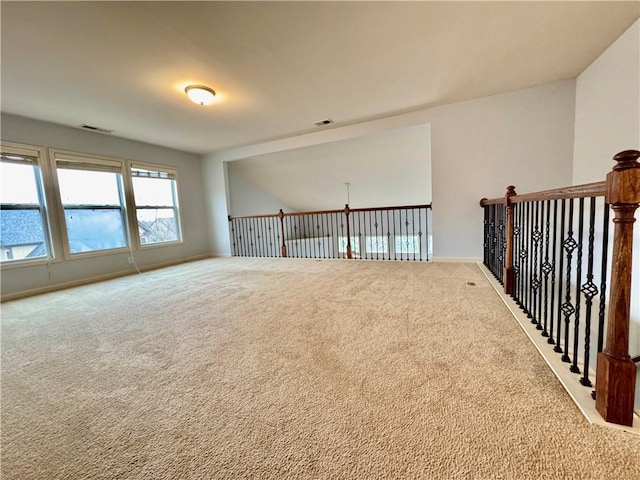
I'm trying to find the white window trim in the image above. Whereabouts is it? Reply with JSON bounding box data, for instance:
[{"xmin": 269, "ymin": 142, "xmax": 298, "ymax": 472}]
[
  {"xmin": 127, "ymin": 160, "xmax": 185, "ymax": 249},
  {"xmin": 50, "ymin": 149, "xmax": 130, "ymax": 260},
  {"xmin": 0, "ymin": 141, "xmax": 58, "ymax": 268}
]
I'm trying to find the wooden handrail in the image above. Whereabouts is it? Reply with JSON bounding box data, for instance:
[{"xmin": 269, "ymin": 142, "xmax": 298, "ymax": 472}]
[
  {"xmin": 228, "ymin": 212, "xmax": 279, "ymax": 220},
  {"xmin": 228, "ymin": 203, "xmax": 432, "ymax": 220},
  {"xmin": 480, "ymin": 182, "xmax": 606, "ymax": 207}
]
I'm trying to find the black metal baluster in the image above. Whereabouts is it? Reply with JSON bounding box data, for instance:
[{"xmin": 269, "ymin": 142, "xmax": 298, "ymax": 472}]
[
  {"xmin": 323, "ymin": 213, "xmax": 329, "ymax": 259},
  {"xmin": 527, "ymin": 201, "xmax": 535, "ymax": 318},
  {"xmin": 272, "ymin": 217, "xmax": 277, "ymax": 257},
  {"xmin": 513, "ymin": 203, "xmax": 521, "ymax": 303},
  {"xmin": 230, "ymin": 219, "xmax": 236, "ymax": 256},
  {"xmin": 339, "ymin": 214, "xmax": 345, "ymax": 258},
  {"xmin": 393, "ymin": 209, "xmax": 402, "ymax": 260},
  {"xmin": 541, "ymin": 201, "xmax": 552, "ymax": 337},
  {"xmin": 537, "ymin": 201, "xmax": 545, "ymax": 330},
  {"xmin": 548, "ymin": 199, "xmax": 558, "ymax": 345},
  {"xmin": 555, "ymin": 200, "xmax": 566, "ymax": 353},
  {"xmin": 312, "ymin": 214, "xmax": 318, "ymax": 258},
  {"xmin": 412, "ymin": 208, "xmax": 416, "ymax": 262},
  {"xmin": 258, "ymin": 217, "xmax": 265, "ymax": 257},
  {"xmin": 237, "ymin": 218, "xmax": 244, "ymax": 256},
  {"xmin": 386, "ymin": 209, "xmax": 392, "ymax": 261},
  {"xmin": 531, "ymin": 201, "xmax": 541, "ymax": 326},
  {"xmin": 570, "ymin": 198, "xmax": 585, "ymax": 374},
  {"xmin": 298, "ymin": 215, "xmax": 304, "ymax": 258},
  {"xmin": 520, "ymin": 202, "xmax": 529, "ymax": 313},
  {"xmin": 306, "ymin": 214, "xmax": 312, "ymax": 258},
  {"xmin": 253, "ymin": 218, "xmax": 259, "ymax": 256},
  {"xmin": 245, "ymin": 218, "xmax": 251, "ymax": 257},
  {"xmin": 331, "ymin": 213, "xmax": 337, "ymax": 258},
  {"xmin": 519, "ymin": 203, "xmax": 526, "ymax": 309},
  {"xmin": 291, "ymin": 216, "xmax": 298, "ymax": 258},
  {"xmin": 418, "ymin": 207, "xmax": 424, "ymax": 261},
  {"xmin": 580, "ymin": 197, "xmax": 598, "ymax": 386},
  {"xmin": 265, "ymin": 217, "xmax": 271, "ymax": 257},
  {"xmin": 491, "ymin": 205, "xmax": 497, "ymax": 276},
  {"xmin": 561, "ymin": 199, "xmax": 576, "ymax": 363},
  {"xmin": 483, "ymin": 206, "xmax": 489, "ymax": 266},
  {"xmin": 597, "ymin": 203, "xmax": 610, "ymax": 354},
  {"xmin": 377, "ymin": 209, "xmax": 382, "ymax": 260}
]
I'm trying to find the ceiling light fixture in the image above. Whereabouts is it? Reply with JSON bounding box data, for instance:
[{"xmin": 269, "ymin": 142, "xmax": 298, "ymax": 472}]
[{"xmin": 185, "ymin": 85, "xmax": 216, "ymax": 106}]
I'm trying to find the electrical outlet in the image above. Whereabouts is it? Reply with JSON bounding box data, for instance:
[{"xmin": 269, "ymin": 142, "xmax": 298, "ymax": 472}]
[{"xmin": 128, "ymin": 256, "xmax": 134, "ymax": 264}]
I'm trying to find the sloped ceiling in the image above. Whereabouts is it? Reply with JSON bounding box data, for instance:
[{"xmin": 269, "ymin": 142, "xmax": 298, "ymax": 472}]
[
  {"xmin": 228, "ymin": 125, "xmax": 431, "ymax": 213},
  {"xmin": 1, "ymin": 2, "xmax": 638, "ymax": 154}
]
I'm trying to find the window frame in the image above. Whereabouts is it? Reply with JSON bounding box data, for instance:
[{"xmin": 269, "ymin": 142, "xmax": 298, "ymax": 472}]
[
  {"xmin": 365, "ymin": 235, "xmax": 389, "ymax": 255},
  {"xmin": 127, "ymin": 161, "xmax": 184, "ymax": 249},
  {"xmin": 394, "ymin": 234, "xmax": 421, "ymax": 256},
  {"xmin": 50, "ymin": 149, "xmax": 131, "ymax": 259},
  {"xmin": 0, "ymin": 142, "xmax": 56, "ymax": 268}
]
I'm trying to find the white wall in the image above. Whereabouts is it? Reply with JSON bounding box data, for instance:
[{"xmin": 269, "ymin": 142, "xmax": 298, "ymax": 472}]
[
  {"xmin": 202, "ymin": 157, "xmax": 232, "ymax": 256},
  {"xmin": 227, "ymin": 167, "xmax": 297, "ymax": 217},
  {"xmin": 226, "ymin": 124, "xmax": 432, "ymax": 213},
  {"xmin": 1, "ymin": 114, "xmax": 210, "ymax": 298},
  {"xmin": 572, "ymin": 19, "xmax": 640, "ymax": 409},
  {"xmin": 207, "ymin": 80, "xmax": 576, "ymax": 260}
]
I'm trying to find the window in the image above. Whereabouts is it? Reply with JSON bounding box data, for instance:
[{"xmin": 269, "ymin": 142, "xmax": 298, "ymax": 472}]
[
  {"xmin": 1, "ymin": 144, "xmax": 52, "ymax": 263},
  {"xmin": 365, "ymin": 235, "xmax": 388, "ymax": 254},
  {"xmin": 395, "ymin": 235, "xmax": 421, "ymax": 255},
  {"xmin": 53, "ymin": 152, "xmax": 128, "ymax": 255},
  {"xmin": 338, "ymin": 236, "xmax": 360, "ymax": 256},
  {"xmin": 131, "ymin": 164, "xmax": 181, "ymax": 245}
]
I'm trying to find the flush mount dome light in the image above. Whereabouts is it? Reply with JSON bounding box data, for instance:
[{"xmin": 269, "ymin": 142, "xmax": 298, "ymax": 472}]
[{"xmin": 185, "ymin": 85, "xmax": 216, "ymax": 105}]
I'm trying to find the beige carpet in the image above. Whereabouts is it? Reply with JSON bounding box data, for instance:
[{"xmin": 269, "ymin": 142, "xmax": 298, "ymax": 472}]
[{"xmin": 1, "ymin": 258, "xmax": 639, "ymax": 479}]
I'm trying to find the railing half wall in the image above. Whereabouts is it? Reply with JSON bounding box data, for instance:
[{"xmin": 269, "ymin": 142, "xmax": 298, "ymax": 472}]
[
  {"xmin": 229, "ymin": 203, "xmax": 432, "ymax": 261},
  {"xmin": 480, "ymin": 150, "xmax": 640, "ymax": 427}
]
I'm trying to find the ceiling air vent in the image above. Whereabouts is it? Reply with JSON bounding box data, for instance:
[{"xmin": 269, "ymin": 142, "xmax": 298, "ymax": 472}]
[
  {"xmin": 79, "ymin": 124, "xmax": 113, "ymax": 134},
  {"xmin": 312, "ymin": 119, "xmax": 334, "ymax": 127}
]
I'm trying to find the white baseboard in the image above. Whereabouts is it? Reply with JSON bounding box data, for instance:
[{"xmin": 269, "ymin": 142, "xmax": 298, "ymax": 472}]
[
  {"xmin": 432, "ymin": 256, "xmax": 482, "ymax": 263},
  {"xmin": 477, "ymin": 263, "xmax": 640, "ymax": 435},
  {"xmin": 1, "ymin": 253, "xmax": 212, "ymax": 302}
]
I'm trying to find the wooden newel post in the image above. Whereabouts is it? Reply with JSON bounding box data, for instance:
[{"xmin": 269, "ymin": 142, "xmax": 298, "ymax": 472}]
[
  {"xmin": 503, "ymin": 186, "xmax": 517, "ymax": 295},
  {"xmin": 345, "ymin": 204, "xmax": 353, "ymax": 259},
  {"xmin": 595, "ymin": 149, "xmax": 640, "ymax": 427},
  {"xmin": 279, "ymin": 209, "xmax": 287, "ymax": 258}
]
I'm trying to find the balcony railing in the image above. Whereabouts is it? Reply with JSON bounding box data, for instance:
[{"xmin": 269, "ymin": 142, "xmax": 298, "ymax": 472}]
[
  {"xmin": 228, "ymin": 203, "xmax": 432, "ymax": 261},
  {"xmin": 480, "ymin": 150, "xmax": 640, "ymax": 427}
]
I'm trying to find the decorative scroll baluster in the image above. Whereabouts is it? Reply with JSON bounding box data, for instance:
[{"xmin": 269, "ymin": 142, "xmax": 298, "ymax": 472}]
[
  {"xmin": 518, "ymin": 203, "xmax": 528, "ymax": 311},
  {"xmin": 597, "ymin": 204, "xmax": 610, "ymax": 353},
  {"xmin": 521, "ymin": 202, "xmax": 530, "ymax": 314},
  {"xmin": 570, "ymin": 198, "xmax": 585, "ymax": 374},
  {"xmin": 555, "ymin": 200, "xmax": 566, "ymax": 353},
  {"xmin": 561, "ymin": 199, "xmax": 576, "ymax": 363},
  {"xmin": 513, "ymin": 203, "xmax": 521, "ymax": 301},
  {"xmin": 531, "ymin": 201, "xmax": 542, "ymax": 326},
  {"xmin": 579, "ymin": 197, "xmax": 598, "ymax": 386},
  {"xmin": 541, "ymin": 200, "xmax": 552, "ymax": 337}
]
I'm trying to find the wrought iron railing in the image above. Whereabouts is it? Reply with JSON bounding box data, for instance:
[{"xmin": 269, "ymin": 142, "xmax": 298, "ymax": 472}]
[
  {"xmin": 480, "ymin": 150, "xmax": 640, "ymax": 427},
  {"xmin": 228, "ymin": 204, "xmax": 432, "ymax": 261}
]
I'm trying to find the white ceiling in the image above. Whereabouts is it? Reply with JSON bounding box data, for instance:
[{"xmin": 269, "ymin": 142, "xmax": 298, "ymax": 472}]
[{"xmin": 1, "ymin": 1, "xmax": 638, "ymax": 155}]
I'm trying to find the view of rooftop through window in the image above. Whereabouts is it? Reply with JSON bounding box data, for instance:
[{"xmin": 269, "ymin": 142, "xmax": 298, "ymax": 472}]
[
  {"xmin": 0, "ymin": 155, "xmax": 50, "ymax": 262},
  {"xmin": 131, "ymin": 167, "xmax": 181, "ymax": 245}
]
